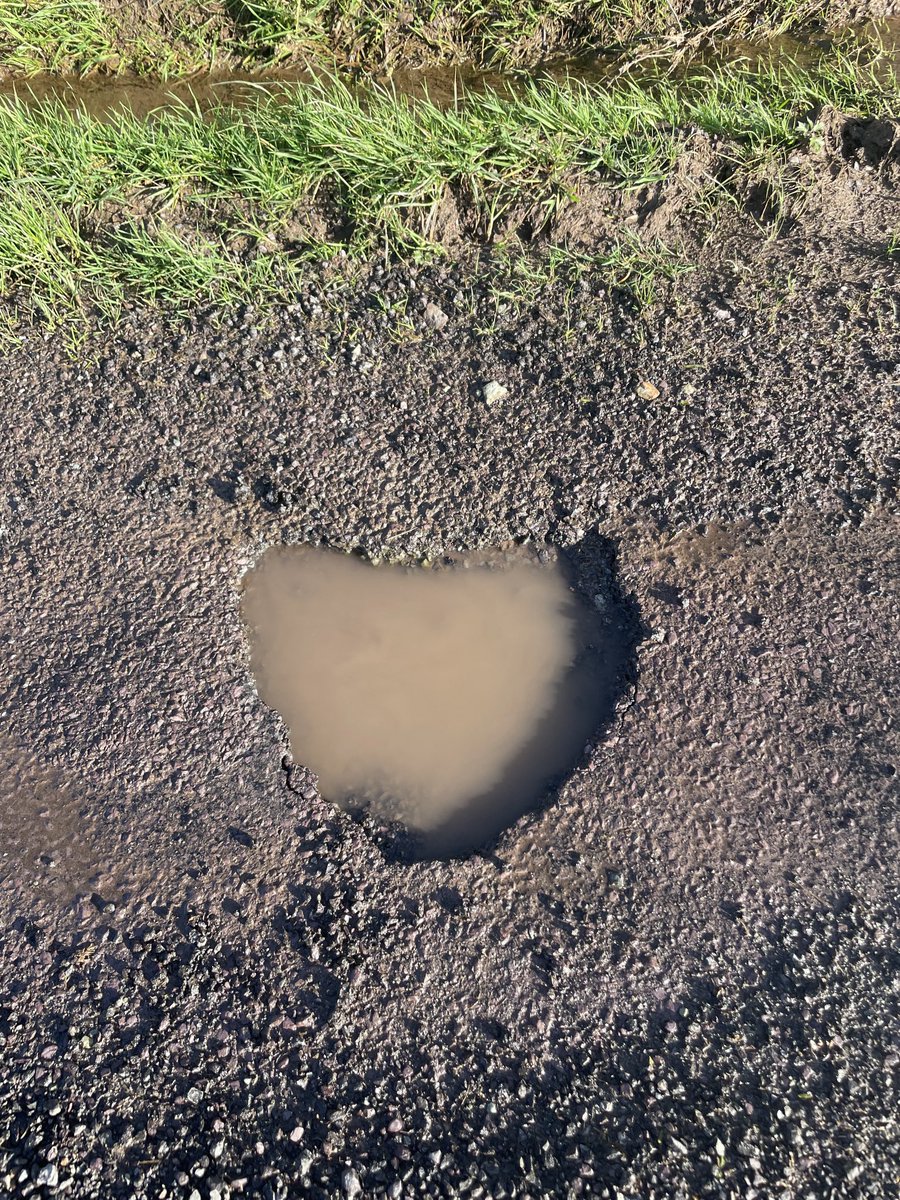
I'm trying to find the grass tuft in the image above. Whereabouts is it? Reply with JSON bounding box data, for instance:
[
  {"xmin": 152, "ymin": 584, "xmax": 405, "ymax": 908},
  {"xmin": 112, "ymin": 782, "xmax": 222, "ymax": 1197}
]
[
  {"xmin": 0, "ymin": 0, "xmax": 114, "ymax": 73},
  {"xmin": 0, "ymin": 52, "xmax": 895, "ymax": 330}
]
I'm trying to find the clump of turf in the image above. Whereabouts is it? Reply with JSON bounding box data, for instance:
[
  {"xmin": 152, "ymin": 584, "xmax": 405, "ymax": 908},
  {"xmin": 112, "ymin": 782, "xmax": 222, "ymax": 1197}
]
[
  {"xmin": 0, "ymin": 0, "xmax": 114, "ymax": 73},
  {"xmin": 0, "ymin": 51, "xmax": 895, "ymax": 330}
]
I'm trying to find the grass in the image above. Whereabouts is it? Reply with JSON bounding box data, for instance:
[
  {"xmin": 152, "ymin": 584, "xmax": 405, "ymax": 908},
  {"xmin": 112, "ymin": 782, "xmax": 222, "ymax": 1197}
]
[
  {"xmin": 229, "ymin": 0, "xmax": 331, "ymax": 61},
  {"xmin": 0, "ymin": 50, "xmax": 895, "ymax": 331},
  {"xmin": 0, "ymin": 0, "xmax": 113, "ymax": 73},
  {"xmin": 0, "ymin": 0, "xmax": 888, "ymax": 76},
  {"xmin": 228, "ymin": 0, "xmax": 864, "ymax": 68}
]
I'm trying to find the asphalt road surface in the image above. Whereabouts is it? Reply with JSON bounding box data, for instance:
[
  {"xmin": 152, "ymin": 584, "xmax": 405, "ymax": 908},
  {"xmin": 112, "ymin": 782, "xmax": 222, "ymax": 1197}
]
[{"xmin": 0, "ymin": 195, "xmax": 898, "ymax": 1198}]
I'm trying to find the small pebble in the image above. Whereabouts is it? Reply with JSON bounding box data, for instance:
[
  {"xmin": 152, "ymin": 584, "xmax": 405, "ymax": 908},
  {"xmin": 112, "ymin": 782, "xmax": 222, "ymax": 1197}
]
[
  {"xmin": 482, "ymin": 381, "xmax": 508, "ymax": 405},
  {"xmin": 423, "ymin": 302, "xmax": 449, "ymax": 331},
  {"xmin": 36, "ymin": 1164, "xmax": 59, "ymax": 1188},
  {"xmin": 342, "ymin": 1167, "xmax": 362, "ymax": 1198}
]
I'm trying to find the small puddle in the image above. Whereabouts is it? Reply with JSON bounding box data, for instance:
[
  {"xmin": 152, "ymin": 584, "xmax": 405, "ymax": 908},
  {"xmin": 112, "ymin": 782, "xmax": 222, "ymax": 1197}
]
[
  {"xmin": 0, "ymin": 64, "xmax": 512, "ymax": 117},
  {"xmin": 242, "ymin": 545, "xmax": 626, "ymax": 857},
  {"xmin": 0, "ymin": 69, "xmax": 307, "ymax": 118}
]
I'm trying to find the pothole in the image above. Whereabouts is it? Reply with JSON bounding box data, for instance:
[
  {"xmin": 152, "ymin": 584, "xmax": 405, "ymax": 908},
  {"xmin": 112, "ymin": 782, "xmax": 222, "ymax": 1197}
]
[{"xmin": 241, "ymin": 543, "xmax": 632, "ymax": 857}]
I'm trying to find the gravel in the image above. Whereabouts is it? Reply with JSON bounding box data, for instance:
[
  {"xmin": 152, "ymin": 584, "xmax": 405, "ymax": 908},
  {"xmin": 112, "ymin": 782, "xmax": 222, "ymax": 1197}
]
[{"xmin": 0, "ymin": 160, "xmax": 898, "ymax": 1198}]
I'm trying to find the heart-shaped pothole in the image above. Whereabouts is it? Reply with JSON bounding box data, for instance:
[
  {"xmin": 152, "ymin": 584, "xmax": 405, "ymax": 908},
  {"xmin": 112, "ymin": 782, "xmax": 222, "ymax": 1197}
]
[{"xmin": 242, "ymin": 545, "xmax": 628, "ymax": 857}]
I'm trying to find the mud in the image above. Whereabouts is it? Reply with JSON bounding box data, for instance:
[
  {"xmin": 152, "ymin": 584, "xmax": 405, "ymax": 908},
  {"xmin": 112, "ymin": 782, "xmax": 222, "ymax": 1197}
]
[
  {"xmin": 0, "ymin": 140, "xmax": 897, "ymax": 1198},
  {"xmin": 0, "ymin": 738, "xmax": 98, "ymax": 896}
]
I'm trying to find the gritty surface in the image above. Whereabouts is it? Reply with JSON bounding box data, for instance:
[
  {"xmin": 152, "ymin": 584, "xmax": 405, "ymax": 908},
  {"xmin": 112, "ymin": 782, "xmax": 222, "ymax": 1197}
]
[{"xmin": 0, "ymin": 160, "xmax": 898, "ymax": 1200}]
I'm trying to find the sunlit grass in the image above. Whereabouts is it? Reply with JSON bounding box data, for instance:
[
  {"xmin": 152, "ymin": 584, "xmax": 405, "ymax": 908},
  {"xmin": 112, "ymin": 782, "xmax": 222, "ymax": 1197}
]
[
  {"xmin": 0, "ymin": 0, "xmax": 883, "ymax": 74},
  {"xmin": 228, "ymin": 0, "xmax": 856, "ymax": 67},
  {"xmin": 492, "ymin": 234, "xmax": 695, "ymax": 309},
  {"xmin": 0, "ymin": 51, "xmax": 894, "ymax": 329},
  {"xmin": 0, "ymin": 0, "xmax": 113, "ymax": 73}
]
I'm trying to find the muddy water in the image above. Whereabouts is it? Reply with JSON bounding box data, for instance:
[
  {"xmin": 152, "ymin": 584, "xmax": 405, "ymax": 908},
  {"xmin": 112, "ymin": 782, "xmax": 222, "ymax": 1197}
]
[
  {"xmin": 0, "ymin": 70, "xmax": 312, "ymax": 118},
  {"xmin": 242, "ymin": 546, "xmax": 619, "ymax": 857},
  {"xmin": 2, "ymin": 20, "xmax": 897, "ymax": 118},
  {"xmin": 0, "ymin": 64, "xmax": 510, "ymax": 117}
]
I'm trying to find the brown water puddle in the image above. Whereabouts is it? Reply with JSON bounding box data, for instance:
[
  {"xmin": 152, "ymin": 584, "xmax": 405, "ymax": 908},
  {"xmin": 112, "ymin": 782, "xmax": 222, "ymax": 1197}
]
[
  {"xmin": 242, "ymin": 545, "xmax": 624, "ymax": 857},
  {"xmin": 1, "ymin": 20, "xmax": 896, "ymax": 117},
  {"xmin": 0, "ymin": 68, "xmax": 311, "ymax": 118},
  {"xmin": 0, "ymin": 63, "xmax": 510, "ymax": 117}
]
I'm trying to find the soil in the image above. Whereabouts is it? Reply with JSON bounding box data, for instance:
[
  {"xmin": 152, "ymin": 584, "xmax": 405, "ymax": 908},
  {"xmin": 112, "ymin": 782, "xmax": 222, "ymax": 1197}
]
[{"xmin": 0, "ymin": 134, "xmax": 898, "ymax": 1197}]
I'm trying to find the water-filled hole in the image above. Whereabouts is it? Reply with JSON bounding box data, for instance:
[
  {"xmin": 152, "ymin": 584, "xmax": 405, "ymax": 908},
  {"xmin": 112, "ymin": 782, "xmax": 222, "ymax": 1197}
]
[{"xmin": 241, "ymin": 541, "xmax": 634, "ymax": 858}]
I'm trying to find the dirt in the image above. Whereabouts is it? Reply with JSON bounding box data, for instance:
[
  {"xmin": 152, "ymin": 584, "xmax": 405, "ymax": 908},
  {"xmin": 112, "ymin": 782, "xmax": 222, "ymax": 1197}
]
[{"xmin": 0, "ymin": 138, "xmax": 898, "ymax": 1197}]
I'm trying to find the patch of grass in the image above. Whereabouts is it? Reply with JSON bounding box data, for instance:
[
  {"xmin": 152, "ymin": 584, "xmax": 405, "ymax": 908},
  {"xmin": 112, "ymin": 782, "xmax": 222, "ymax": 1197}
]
[
  {"xmin": 203, "ymin": 0, "xmax": 879, "ymax": 70},
  {"xmin": 590, "ymin": 234, "xmax": 695, "ymax": 306},
  {"xmin": 0, "ymin": 0, "xmax": 114, "ymax": 73},
  {"xmin": 229, "ymin": 0, "xmax": 331, "ymax": 60},
  {"xmin": 0, "ymin": 0, "xmax": 886, "ymax": 74},
  {"xmin": 0, "ymin": 52, "xmax": 894, "ymax": 330},
  {"xmin": 0, "ymin": 180, "xmax": 300, "ymax": 331},
  {"xmin": 128, "ymin": 20, "xmax": 228, "ymax": 81}
]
